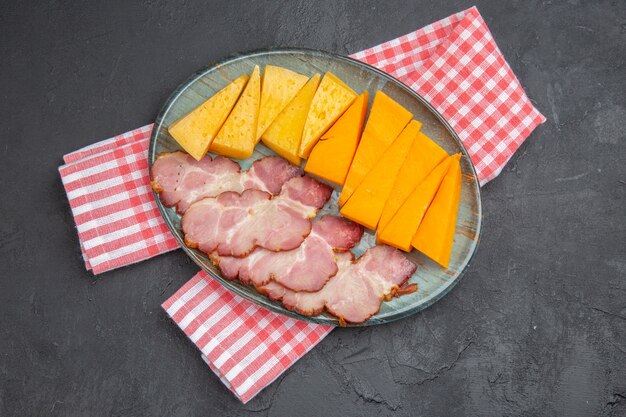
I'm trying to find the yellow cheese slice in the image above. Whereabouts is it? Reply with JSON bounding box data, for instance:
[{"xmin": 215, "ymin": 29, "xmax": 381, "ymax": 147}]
[
  {"xmin": 256, "ymin": 65, "xmax": 309, "ymax": 141},
  {"xmin": 339, "ymin": 121, "xmax": 419, "ymax": 230},
  {"xmin": 377, "ymin": 155, "xmax": 456, "ymax": 251},
  {"xmin": 168, "ymin": 74, "xmax": 248, "ymax": 160},
  {"xmin": 209, "ymin": 65, "xmax": 261, "ymax": 159},
  {"xmin": 378, "ymin": 131, "xmax": 448, "ymax": 231},
  {"xmin": 412, "ymin": 154, "xmax": 463, "ymax": 268},
  {"xmin": 338, "ymin": 91, "xmax": 413, "ymax": 206},
  {"xmin": 304, "ymin": 91, "xmax": 368, "ymax": 186},
  {"xmin": 298, "ymin": 72, "xmax": 357, "ymax": 158},
  {"xmin": 260, "ymin": 74, "xmax": 321, "ymax": 165}
]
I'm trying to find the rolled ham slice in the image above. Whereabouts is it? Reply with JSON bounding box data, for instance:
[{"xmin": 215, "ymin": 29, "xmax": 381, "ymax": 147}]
[
  {"xmin": 212, "ymin": 215, "xmax": 364, "ymax": 292},
  {"xmin": 182, "ymin": 176, "xmax": 333, "ymax": 257},
  {"xmin": 258, "ymin": 245, "xmax": 417, "ymax": 325},
  {"xmin": 150, "ymin": 151, "xmax": 301, "ymax": 213}
]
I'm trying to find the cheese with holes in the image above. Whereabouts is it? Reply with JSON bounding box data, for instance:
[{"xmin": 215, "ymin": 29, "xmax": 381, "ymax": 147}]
[
  {"xmin": 304, "ymin": 92, "xmax": 368, "ymax": 185},
  {"xmin": 339, "ymin": 120, "xmax": 418, "ymax": 229},
  {"xmin": 168, "ymin": 75, "xmax": 248, "ymax": 160},
  {"xmin": 412, "ymin": 154, "xmax": 463, "ymax": 268},
  {"xmin": 338, "ymin": 91, "xmax": 413, "ymax": 206},
  {"xmin": 378, "ymin": 131, "xmax": 448, "ymax": 231},
  {"xmin": 377, "ymin": 155, "xmax": 456, "ymax": 251},
  {"xmin": 256, "ymin": 65, "xmax": 309, "ymax": 140},
  {"xmin": 210, "ymin": 65, "xmax": 260, "ymax": 159},
  {"xmin": 261, "ymin": 74, "xmax": 321, "ymax": 165},
  {"xmin": 298, "ymin": 73, "xmax": 357, "ymax": 158}
]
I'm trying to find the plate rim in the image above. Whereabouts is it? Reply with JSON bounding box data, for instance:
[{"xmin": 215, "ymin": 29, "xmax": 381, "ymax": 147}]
[{"xmin": 149, "ymin": 47, "xmax": 483, "ymax": 327}]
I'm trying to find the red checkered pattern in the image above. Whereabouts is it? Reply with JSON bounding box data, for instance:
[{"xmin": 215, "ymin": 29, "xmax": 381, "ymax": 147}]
[
  {"xmin": 162, "ymin": 271, "xmax": 332, "ymax": 403},
  {"xmin": 59, "ymin": 125, "xmax": 178, "ymax": 273},
  {"xmin": 63, "ymin": 125, "xmax": 155, "ymax": 164},
  {"xmin": 60, "ymin": 6, "xmax": 544, "ymax": 403},
  {"xmin": 351, "ymin": 6, "xmax": 545, "ymax": 184}
]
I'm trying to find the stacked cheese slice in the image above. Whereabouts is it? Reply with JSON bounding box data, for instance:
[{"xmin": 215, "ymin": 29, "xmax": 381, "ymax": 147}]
[
  {"xmin": 169, "ymin": 65, "xmax": 357, "ymax": 162},
  {"xmin": 330, "ymin": 91, "xmax": 463, "ymax": 269}
]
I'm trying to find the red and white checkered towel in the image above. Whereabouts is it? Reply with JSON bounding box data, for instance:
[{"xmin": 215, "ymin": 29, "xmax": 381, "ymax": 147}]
[
  {"xmin": 60, "ymin": 125, "xmax": 178, "ymax": 273},
  {"xmin": 161, "ymin": 272, "xmax": 332, "ymax": 403},
  {"xmin": 352, "ymin": 6, "xmax": 545, "ymax": 184},
  {"xmin": 60, "ymin": 6, "xmax": 544, "ymax": 403}
]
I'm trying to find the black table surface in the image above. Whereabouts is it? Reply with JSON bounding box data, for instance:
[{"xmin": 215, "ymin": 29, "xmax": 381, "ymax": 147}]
[{"xmin": 2, "ymin": 1, "xmax": 625, "ymax": 416}]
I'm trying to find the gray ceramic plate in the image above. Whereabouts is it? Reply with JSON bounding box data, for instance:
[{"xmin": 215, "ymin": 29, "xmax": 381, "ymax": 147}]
[{"xmin": 149, "ymin": 49, "xmax": 482, "ymax": 326}]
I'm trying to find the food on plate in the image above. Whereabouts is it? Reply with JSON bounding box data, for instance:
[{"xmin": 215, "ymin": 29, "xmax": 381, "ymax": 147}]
[
  {"xmin": 258, "ymin": 245, "xmax": 417, "ymax": 325},
  {"xmin": 298, "ymin": 72, "xmax": 357, "ymax": 158},
  {"xmin": 338, "ymin": 91, "xmax": 413, "ymax": 206},
  {"xmin": 261, "ymin": 74, "xmax": 321, "ymax": 165},
  {"xmin": 182, "ymin": 176, "xmax": 332, "ymax": 257},
  {"xmin": 212, "ymin": 215, "xmax": 363, "ymax": 292},
  {"xmin": 168, "ymin": 74, "xmax": 248, "ymax": 160},
  {"xmin": 378, "ymin": 131, "xmax": 448, "ymax": 231},
  {"xmin": 377, "ymin": 154, "xmax": 457, "ymax": 251},
  {"xmin": 412, "ymin": 154, "xmax": 462, "ymax": 268},
  {"xmin": 156, "ymin": 59, "xmax": 474, "ymax": 323},
  {"xmin": 150, "ymin": 152, "xmax": 300, "ymax": 213},
  {"xmin": 256, "ymin": 65, "xmax": 309, "ymax": 140},
  {"xmin": 209, "ymin": 65, "xmax": 261, "ymax": 159},
  {"xmin": 339, "ymin": 120, "xmax": 420, "ymax": 230},
  {"xmin": 304, "ymin": 92, "xmax": 368, "ymax": 186}
]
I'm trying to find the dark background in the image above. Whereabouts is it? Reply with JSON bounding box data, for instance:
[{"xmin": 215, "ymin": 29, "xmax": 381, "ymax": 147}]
[{"xmin": 1, "ymin": 0, "xmax": 625, "ymax": 416}]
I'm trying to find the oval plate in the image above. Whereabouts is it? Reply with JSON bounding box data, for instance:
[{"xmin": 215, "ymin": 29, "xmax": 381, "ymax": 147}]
[{"xmin": 149, "ymin": 49, "xmax": 482, "ymax": 326}]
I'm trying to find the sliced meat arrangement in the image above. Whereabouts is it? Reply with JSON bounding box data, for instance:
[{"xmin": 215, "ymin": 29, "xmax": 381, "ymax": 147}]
[
  {"xmin": 182, "ymin": 176, "xmax": 333, "ymax": 257},
  {"xmin": 153, "ymin": 150, "xmax": 417, "ymax": 324},
  {"xmin": 212, "ymin": 215, "xmax": 364, "ymax": 292},
  {"xmin": 258, "ymin": 245, "xmax": 417, "ymax": 324},
  {"xmin": 151, "ymin": 151, "xmax": 301, "ymax": 213}
]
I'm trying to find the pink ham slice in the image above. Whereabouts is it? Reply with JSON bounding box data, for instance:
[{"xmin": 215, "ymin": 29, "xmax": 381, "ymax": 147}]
[
  {"xmin": 182, "ymin": 176, "xmax": 333, "ymax": 257},
  {"xmin": 258, "ymin": 245, "xmax": 417, "ymax": 325},
  {"xmin": 212, "ymin": 215, "xmax": 364, "ymax": 292},
  {"xmin": 150, "ymin": 151, "xmax": 301, "ymax": 213}
]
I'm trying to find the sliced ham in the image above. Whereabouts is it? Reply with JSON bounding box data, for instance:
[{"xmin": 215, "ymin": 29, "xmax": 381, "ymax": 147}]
[
  {"xmin": 242, "ymin": 154, "xmax": 302, "ymax": 195},
  {"xmin": 212, "ymin": 215, "xmax": 364, "ymax": 292},
  {"xmin": 258, "ymin": 253, "xmax": 354, "ymax": 317},
  {"xmin": 182, "ymin": 176, "xmax": 333, "ymax": 257},
  {"xmin": 258, "ymin": 245, "xmax": 417, "ymax": 324},
  {"xmin": 150, "ymin": 151, "xmax": 301, "ymax": 213}
]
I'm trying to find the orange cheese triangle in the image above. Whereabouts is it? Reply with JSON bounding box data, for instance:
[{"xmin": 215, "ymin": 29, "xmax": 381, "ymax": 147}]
[
  {"xmin": 412, "ymin": 154, "xmax": 463, "ymax": 268},
  {"xmin": 378, "ymin": 132, "xmax": 448, "ymax": 231},
  {"xmin": 261, "ymin": 74, "xmax": 321, "ymax": 165},
  {"xmin": 377, "ymin": 154, "xmax": 457, "ymax": 251},
  {"xmin": 210, "ymin": 65, "xmax": 261, "ymax": 159},
  {"xmin": 298, "ymin": 73, "xmax": 357, "ymax": 158},
  {"xmin": 304, "ymin": 92, "xmax": 368, "ymax": 185},
  {"xmin": 168, "ymin": 74, "xmax": 248, "ymax": 160},
  {"xmin": 338, "ymin": 91, "xmax": 413, "ymax": 206},
  {"xmin": 339, "ymin": 120, "xmax": 420, "ymax": 230},
  {"xmin": 256, "ymin": 65, "xmax": 309, "ymax": 141}
]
